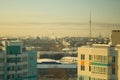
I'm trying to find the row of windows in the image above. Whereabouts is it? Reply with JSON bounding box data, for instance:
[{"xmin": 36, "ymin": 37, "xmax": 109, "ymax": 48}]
[
  {"xmin": 93, "ymin": 55, "xmax": 115, "ymax": 63},
  {"xmin": 92, "ymin": 66, "xmax": 115, "ymax": 75},
  {"xmin": 23, "ymin": 56, "xmax": 35, "ymax": 61},
  {"xmin": 81, "ymin": 65, "xmax": 91, "ymax": 71},
  {"xmin": 1, "ymin": 65, "xmax": 30, "ymax": 71},
  {"xmin": 79, "ymin": 76, "xmax": 106, "ymax": 80},
  {"xmin": 7, "ymin": 57, "xmax": 22, "ymax": 63},
  {"xmin": 90, "ymin": 77, "xmax": 106, "ymax": 80},
  {"xmin": 7, "ymin": 74, "xmax": 22, "ymax": 79},
  {"xmin": 7, "ymin": 57, "xmax": 28, "ymax": 63},
  {"xmin": 7, "ymin": 72, "xmax": 29, "ymax": 79},
  {"xmin": 80, "ymin": 54, "xmax": 115, "ymax": 63},
  {"xmin": 80, "ymin": 65, "xmax": 115, "ymax": 75},
  {"xmin": 7, "ymin": 66, "xmax": 24, "ymax": 71},
  {"xmin": 0, "ymin": 56, "xmax": 34, "ymax": 63},
  {"xmin": 7, "ymin": 51, "xmax": 21, "ymax": 55},
  {"xmin": 93, "ymin": 55, "xmax": 108, "ymax": 63},
  {"xmin": 1, "ymin": 73, "xmax": 35, "ymax": 80},
  {"xmin": 7, "ymin": 74, "xmax": 15, "ymax": 79},
  {"xmin": 0, "ymin": 63, "xmax": 29, "ymax": 71},
  {"xmin": 92, "ymin": 66, "xmax": 107, "ymax": 74},
  {"xmin": 81, "ymin": 54, "xmax": 92, "ymax": 60}
]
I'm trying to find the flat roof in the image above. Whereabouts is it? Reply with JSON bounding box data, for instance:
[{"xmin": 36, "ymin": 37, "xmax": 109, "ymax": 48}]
[{"xmin": 37, "ymin": 64, "xmax": 77, "ymax": 69}]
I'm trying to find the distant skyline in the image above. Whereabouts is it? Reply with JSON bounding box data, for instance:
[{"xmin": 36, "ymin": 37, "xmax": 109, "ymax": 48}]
[{"xmin": 0, "ymin": 0, "xmax": 120, "ymax": 37}]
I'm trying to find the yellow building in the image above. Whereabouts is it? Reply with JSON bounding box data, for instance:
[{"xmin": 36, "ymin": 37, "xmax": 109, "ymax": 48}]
[{"xmin": 78, "ymin": 30, "xmax": 120, "ymax": 80}]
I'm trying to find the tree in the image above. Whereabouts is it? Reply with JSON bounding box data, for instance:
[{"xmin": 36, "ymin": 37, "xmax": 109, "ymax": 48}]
[{"xmin": 48, "ymin": 67, "xmax": 69, "ymax": 80}]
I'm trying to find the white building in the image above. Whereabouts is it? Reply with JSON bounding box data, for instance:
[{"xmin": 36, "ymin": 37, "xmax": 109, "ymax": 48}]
[{"xmin": 78, "ymin": 30, "xmax": 120, "ymax": 80}]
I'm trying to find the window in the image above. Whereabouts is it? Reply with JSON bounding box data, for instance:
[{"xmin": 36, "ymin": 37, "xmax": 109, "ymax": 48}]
[
  {"xmin": 23, "ymin": 64, "xmax": 27, "ymax": 69},
  {"xmin": 30, "ymin": 64, "xmax": 33, "ymax": 68},
  {"xmin": 7, "ymin": 66, "xmax": 14, "ymax": 71},
  {"xmin": 17, "ymin": 74, "xmax": 21, "ymax": 78},
  {"xmin": 30, "ymin": 72, "xmax": 34, "ymax": 75},
  {"xmin": 7, "ymin": 67, "xmax": 10, "ymax": 71},
  {"xmin": 12, "ymin": 74, "xmax": 14, "ymax": 78},
  {"xmin": 18, "ymin": 66, "xmax": 22, "ymax": 70},
  {"xmin": 23, "ymin": 57, "xmax": 27, "ymax": 61},
  {"xmin": 112, "ymin": 56, "xmax": 115, "ymax": 62},
  {"xmin": 112, "ymin": 68, "xmax": 115, "ymax": 75},
  {"xmin": 0, "ymin": 74, "xmax": 4, "ymax": 79},
  {"xmin": 7, "ymin": 75, "xmax": 10, "ymax": 79},
  {"xmin": 17, "ymin": 57, "xmax": 21, "ymax": 62},
  {"xmin": 0, "ymin": 67, "xmax": 4, "ymax": 71},
  {"xmin": 81, "ymin": 54, "xmax": 85, "ymax": 60},
  {"xmin": 0, "ymin": 58, "xmax": 4, "ymax": 63},
  {"xmin": 89, "ymin": 55, "xmax": 91, "ymax": 60},
  {"xmin": 7, "ymin": 58, "xmax": 16, "ymax": 63},
  {"xmin": 7, "ymin": 50, "xmax": 12, "ymax": 55},
  {"xmin": 89, "ymin": 66, "xmax": 91, "ymax": 71},
  {"xmin": 81, "ymin": 65, "xmax": 85, "ymax": 71},
  {"xmin": 30, "ymin": 56, "xmax": 34, "ymax": 60},
  {"xmin": 12, "ymin": 66, "xmax": 15, "ymax": 70},
  {"xmin": 23, "ymin": 72, "xmax": 28, "ymax": 77}
]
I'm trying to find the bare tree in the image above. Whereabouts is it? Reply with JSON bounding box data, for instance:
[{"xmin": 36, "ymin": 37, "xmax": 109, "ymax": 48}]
[{"xmin": 48, "ymin": 67, "xmax": 69, "ymax": 80}]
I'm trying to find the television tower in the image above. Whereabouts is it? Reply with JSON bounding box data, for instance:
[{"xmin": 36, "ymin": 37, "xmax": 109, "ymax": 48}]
[{"xmin": 89, "ymin": 11, "xmax": 92, "ymax": 39}]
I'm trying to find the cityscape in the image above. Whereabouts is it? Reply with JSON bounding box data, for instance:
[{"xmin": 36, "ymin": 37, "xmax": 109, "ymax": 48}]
[{"xmin": 0, "ymin": 0, "xmax": 120, "ymax": 80}]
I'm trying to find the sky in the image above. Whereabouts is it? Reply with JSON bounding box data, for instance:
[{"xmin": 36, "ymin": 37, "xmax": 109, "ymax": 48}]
[{"xmin": 0, "ymin": 0, "xmax": 120, "ymax": 37}]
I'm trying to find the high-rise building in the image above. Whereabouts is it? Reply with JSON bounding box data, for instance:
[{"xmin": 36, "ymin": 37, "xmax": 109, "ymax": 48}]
[
  {"xmin": 0, "ymin": 40, "xmax": 37, "ymax": 80},
  {"xmin": 78, "ymin": 30, "xmax": 120, "ymax": 80}
]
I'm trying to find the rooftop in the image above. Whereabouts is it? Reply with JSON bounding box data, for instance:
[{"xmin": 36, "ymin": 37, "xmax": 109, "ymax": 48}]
[{"xmin": 37, "ymin": 64, "xmax": 77, "ymax": 69}]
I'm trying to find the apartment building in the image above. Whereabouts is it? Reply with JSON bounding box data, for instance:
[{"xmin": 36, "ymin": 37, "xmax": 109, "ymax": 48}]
[
  {"xmin": 0, "ymin": 40, "xmax": 37, "ymax": 80},
  {"xmin": 78, "ymin": 30, "xmax": 120, "ymax": 80}
]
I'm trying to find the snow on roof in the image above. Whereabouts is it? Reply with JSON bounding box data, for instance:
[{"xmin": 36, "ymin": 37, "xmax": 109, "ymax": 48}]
[
  {"xmin": 62, "ymin": 48, "xmax": 70, "ymax": 51},
  {"xmin": 37, "ymin": 58, "xmax": 57, "ymax": 63},
  {"xmin": 61, "ymin": 56, "xmax": 77, "ymax": 59}
]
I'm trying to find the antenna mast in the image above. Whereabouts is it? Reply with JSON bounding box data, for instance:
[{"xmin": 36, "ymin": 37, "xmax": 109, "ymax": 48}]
[{"xmin": 89, "ymin": 11, "xmax": 92, "ymax": 39}]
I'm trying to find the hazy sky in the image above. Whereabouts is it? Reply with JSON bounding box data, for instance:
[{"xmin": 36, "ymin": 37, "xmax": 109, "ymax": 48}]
[{"xmin": 0, "ymin": 0, "xmax": 120, "ymax": 37}]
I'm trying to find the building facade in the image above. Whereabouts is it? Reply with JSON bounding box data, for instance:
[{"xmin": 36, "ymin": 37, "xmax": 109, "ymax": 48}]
[
  {"xmin": 0, "ymin": 40, "xmax": 37, "ymax": 80},
  {"xmin": 78, "ymin": 30, "xmax": 120, "ymax": 80}
]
